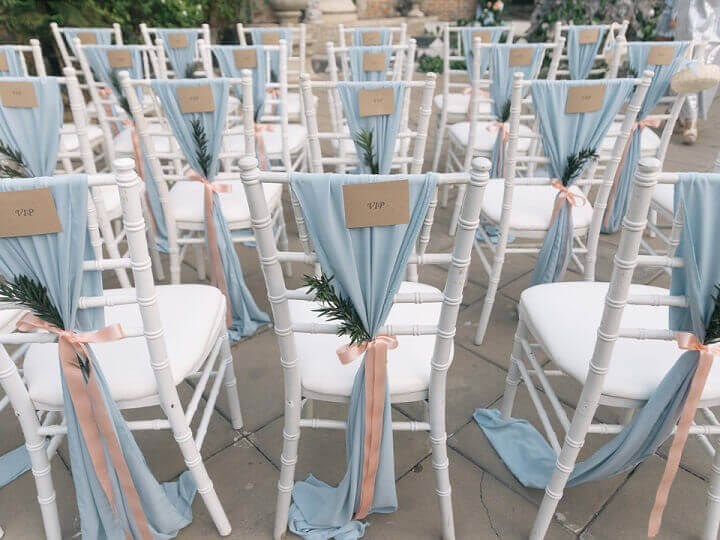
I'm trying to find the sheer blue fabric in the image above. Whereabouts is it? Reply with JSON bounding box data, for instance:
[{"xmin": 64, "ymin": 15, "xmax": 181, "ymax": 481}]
[
  {"xmin": 248, "ymin": 28, "xmax": 292, "ymax": 82},
  {"xmin": 566, "ymin": 26, "xmax": 607, "ymax": 80},
  {"xmin": 0, "ymin": 47, "xmax": 25, "ymax": 77},
  {"xmin": 155, "ymin": 29, "xmax": 199, "ymax": 79},
  {"xmin": 150, "ymin": 79, "xmax": 270, "ymax": 340},
  {"xmin": 460, "ymin": 27, "xmax": 504, "ymax": 82},
  {"xmin": 0, "ymin": 174, "xmax": 196, "ymax": 537},
  {"xmin": 336, "ymin": 81, "xmax": 405, "ymax": 174},
  {"xmin": 287, "ymin": 171, "xmax": 437, "ymax": 539},
  {"xmin": 0, "ymin": 77, "xmax": 62, "ymax": 176},
  {"xmin": 211, "ymin": 45, "xmax": 267, "ymax": 120},
  {"xmin": 351, "ymin": 28, "xmax": 392, "ymax": 47},
  {"xmin": 347, "ymin": 46, "xmax": 391, "ymax": 82},
  {"xmin": 602, "ymin": 41, "xmax": 690, "ymax": 232},
  {"xmin": 474, "ymin": 173, "xmax": 720, "ymax": 489},
  {"xmin": 62, "ymin": 28, "xmax": 114, "ymax": 57},
  {"xmin": 529, "ymin": 79, "xmax": 635, "ymax": 286}
]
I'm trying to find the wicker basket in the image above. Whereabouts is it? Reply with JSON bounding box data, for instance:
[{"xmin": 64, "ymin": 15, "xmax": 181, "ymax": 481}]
[{"xmin": 671, "ymin": 63, "xmax": 720, "ymax": 94}]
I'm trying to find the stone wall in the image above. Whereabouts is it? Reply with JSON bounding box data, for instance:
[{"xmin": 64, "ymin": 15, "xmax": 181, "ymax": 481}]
[{"xmin": 421, "ymin": 0, "xmax": 476, "ymax": 20}]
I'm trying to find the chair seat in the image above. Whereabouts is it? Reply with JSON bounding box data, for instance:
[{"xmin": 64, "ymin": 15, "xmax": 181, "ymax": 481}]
[
  {"xmin": 60, "ymin": 125, "xmax": 104, "ymax": 151},
  {"xmin": 225, "ymin": 123, "xmax": 307, "ymax": 157},
  {"xmin": 290, "ymin": 281, "xmax": 448, "ymax": 399},
  {"xmin": 652, "ymin": 183, "xmax": 674, "ymax": 214},
  {"xmin": 481, "ymin": 179, "xmax": 594, "ymax": 233},
  {"xmin": 24, "ymin": 285, "xmax": 226, "ymax": 409},
  {"xmin": 600, "ymin": 122, "xmax": 660, "ymax": 157},
  {"xmin": 267, "ymin": 91, "xmax": 317, "ymax": 120},
  {"xmin": 114, "ymin": 122, "xmax": 173, "ymax": 156},
  {"xmin": 521, "ymin": 281, "xmax": 720, "ymax": 402},
  {"xmin": 0, "ymin": 309, "xmax": 24, "ymax": 333},
  {"xmin": 169, "ymin": 180, "xmax": 283, "ymax": 230},
  {"xmin": 434, "ymin": 93, "xmax": 492, "ymax": 117},
  {"xmin": 448, "ymin": 121, "xmax": 534, "ymax": 154}
]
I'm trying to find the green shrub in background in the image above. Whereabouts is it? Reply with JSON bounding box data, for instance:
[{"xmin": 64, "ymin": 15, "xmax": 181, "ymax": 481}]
[{"xmin": 418, "ymin": 56, "xmax": 443, "ymax": 74}]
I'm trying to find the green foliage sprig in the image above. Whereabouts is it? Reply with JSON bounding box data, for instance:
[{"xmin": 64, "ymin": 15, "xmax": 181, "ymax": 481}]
[
  {"xmin": 500, "ymin": 100, "xmax": 511, "ymax": 123},
  {"xmin": 304, "ymin": 272, "xmax": 371, "ymax": 346},
  {"xmin": 108, "ymin": 69, "xmax": 131, "ymax": 116},
  {"xmin": 0, "ymin": 139, "xmax": 29, "ymax": 178},
  {"xmin": 560, "ymin": 147, "xmax": 599, "ymax": 187},
  {"xmin": 705, "ymin": 284, "xmax": 720, "ymax": 345},
  {"xmin": 190, "ymin": 118, "xmax": 212, "ymax": 179},
  {"xmin": 0, "ymin": 275, "xmax": 64, "ymax": 329},
  {"xmin": 355, "ymin": 128, "xmax": 379, "ymax": 174}
]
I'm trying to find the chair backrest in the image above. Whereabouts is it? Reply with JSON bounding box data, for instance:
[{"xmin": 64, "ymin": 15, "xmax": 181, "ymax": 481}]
[
  {"xmin": 338, "ymin": 23, "xmax": 407, "ymax": 48},
  {"xmin": 139, "ymin": 24, "xmax": 210, "ymax": 78},
  {"xmin": 553, "ymin": 21, "xmax": 629, "ymax": 79},
  {"xmin": 326, "ymin": 40, "xmax": 415, "ymax": 83},
  {"xmin": 0, "ymin": 41, "xmax": 46, "ymax": 77},
  {"xmin": 50, "ymin": 23, "xmax": 124, "ymax": 70},
  {"xmin": 237, "ymin": 153, "xmax": 491, "ymax": 403},
  {"xmin": 236, "ymin": 23, "xmax": 307, "ymax": 80}
]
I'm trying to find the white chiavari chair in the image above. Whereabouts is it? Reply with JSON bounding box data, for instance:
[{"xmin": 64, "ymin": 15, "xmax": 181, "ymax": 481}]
[
  {"xmin": 552, "ymin": 20, "xmax": 629, "ymax": 80},
  {"xmin": 238, "ymin": 153, "xmax": 491, "ymax": 540},
  {"xmin": 337, "ymin": 22, "xmax": 407, "ymax": 48},
  {"xmin": 497, "ymin": 158, "xmax": 720, "ymax": 538},
  {"xmin": 472, "ymin": 70, "xmax": 655, "ymax": 344},
  {"xmin": 0, "ymin": 40, "xmax": 45, "ymax": 77},
  {"xmin": 140, "ymin": 23, "xmax": 210, "ymax": 79},
  {"xmin": 326, "ymin": 40, "xmax": 413, "ymax": 83},
  {"xmin": 50, "ymin": 22, "xmax": 124, "ymax": 70},
  {"xmin": 119, "ymin": 70, "xmax": 291, "ymax": 285},
  {"xmin": 0, "ymin": 158, "xmax": 242, "ymax": 538}
]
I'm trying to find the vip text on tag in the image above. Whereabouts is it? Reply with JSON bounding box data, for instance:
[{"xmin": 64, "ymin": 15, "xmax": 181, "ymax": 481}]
[
  {"xmin": 107, "ymin": 49, "xmax": 133, "ymax": 68},
  {"xmin": 358, "ymin": 87, "xmax": 394, "ymax": 117},
  {"xmin": 343, "ymin": 180, "xmax": 409, "ymax": 228},
  {"xmin": 177, "ymin": 85, "xmax": 215, "ymax": 113},
  {"xmin": 578, "ymin": 28, "xmax": 600, "ymax": 44},
  {"xmin": 168, "ymin": 33, "xmax": 188, "ymax": 48},
  {"xmin": 363, "ymin": 53, "xmax": 386, "ymax": 72},
  {"xmin": 0, "ymin": 82, "xmax": 38, "ymax": 108},
  {"xmin": 566, "ymin": 84, "xmax": 606, "ymax": 113},
  {"xmin": 234, "ymin": 49, "xmax": 257, "ymax": 69},
  {"xmin": 508, "ymin": 47, "xmax": 533, "ymax": 67},
  {"xmin": 0, "ymin": 188, "xmax": 63, "ymax": 238}
]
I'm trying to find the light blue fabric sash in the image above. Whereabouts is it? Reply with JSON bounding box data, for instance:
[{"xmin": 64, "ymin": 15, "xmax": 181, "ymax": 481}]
[
  {"xmin": 0, "ymin": 76, "xmax": 62, "ymax": 176},
  {"xmin": 474, "ymin": 172, "xmax": 720, "ymax": 489},
  {"xmin": 529, "ymin": 79, "xmax": 634, "ymax": 286},
  {"xmin": 287, "ymin": 171, "xmax": 437, "ymax": 539},
  {"xmin": 62, "ymin": 28, "xmax": 114, "ymax": 57},
  {"xmin": 150, "ymin": 79, "xmax": 270, "ymax": 340},
  {"xmin": 211, "ymin": 45, "xmax": 267, "ymax": 120},
  {"xmin": 566, "ymin": 25, "xmax": 607, "ymax": 80},
  {"xmin": 336, "ymin": 81, "xmax": 405, "ymax": 174},
  {"xmin": 602, "ymin": 41, "xmax": 689, "ymax": 233},
  {"xmin": 249, "ymin": 28, "xmax": 292, "ymax": 82},
  {"xmin": 347, "ymin": 46, "xmax": 392, "ymax": 82},
  {"xmin": 155, "ymin": 29, "xmax": 199, "ymax": 79},
  {"xmin": 351, "ymin": 28, "xmax": 392, "ymax": 47},
  {"xmin": 0, "ymin": 174, "xmax": 197, "ymax": 537},
  {"xmin": 460, "ymin": 26, "xmax": 504, "ymax": 82},
  {"xmin": 0, "ymin": 47, "xmax": 25, "ymax": 77}
]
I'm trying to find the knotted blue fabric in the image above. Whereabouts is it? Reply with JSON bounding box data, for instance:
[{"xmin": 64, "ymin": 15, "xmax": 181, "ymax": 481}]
[
  {"xmin": 347, "ymin": 46, "xmax": 391, "ymax": 82},
  {"xmin": 156, "ymin": 29, "xmax": 199, "ymax": 79},
  {"xmin": 529, "ymin": 79, "xmax": 634, "ymax": 286},
  {"xmin": 351, "ymin": 28, "xmax": 392, "ymax": 47},
  {"xmin": 474, "ymin": 173, "xmax": 720, "ymax": 489},
  {"xmin": 150, "ymin": 79, "xmax": 270, "ymax": 340},
  {"xmin": 0, "ymin": 47, "xmax": 25, "ymax": 77},
  {"xmin": 460, "ymin": 26, "xmax": 504, "ymax": 81},
  {"xmin": 602, "ymin": 41, "xmax": 689, "ymax": 233},
  {"xmin": 62, "ymin": 28, "xmax": 114, "ymax": 57},
  {"xmin": 211, "ymin": 45, "xmax": 268, "ymax": 120},
  {"xmin": 488, "ymin": 44, "xmax": 545, "ymax": 177},
  {"xmin": 287, "ymin": 172, "xmax": 437, "ymax": 539},
  {"xmin": 248, "ymin": 27, "xmax": 292, "ymax": 82},
  {"xmin": 0, "ymin": 77, "xmax": 62, "ymax": 176},
  {"xmin": 567, "ymin": 25, "xmax": 607, "ymax": 80},
  {"xmin": 0, "ymin": 174, "xmax": 197, "ymax": 537},
  {"xmin": 337, "ymin": 81, "xmax": 405, "ymax": 174}
]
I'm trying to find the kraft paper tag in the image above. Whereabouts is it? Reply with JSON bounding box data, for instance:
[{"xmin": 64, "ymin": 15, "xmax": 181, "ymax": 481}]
[
  {"xmin": 0, "ymin": 52, "xmax": 8, "ymax": 72},
  {"xmin": 473, "ymin": 30, "xmax": 492, "ymax": 44},
  {"xmin": 0, "ymin": 188, "xmax": 62, "ymax": 238},
  {"xmin": 363, "ymin": 52, "xmax": 386, "ymax": 71},
  {"xmin": 647, "ymin": 45, "xmax": 674, "ymax": 65},
  {"xmin": 566, "ymin": 84, "xmax": 606, "ymax": 113},
  {"xmin": 578, "ymin": 28, "xmax": 600, "ymax": 44},
  {"xmin": 358, "ymin": 87, "xmax": 394, "ymax": 117},
  {"xmin": 508, "ymin": 47, "xmax": 533, "ymax": 67},
  {"xmin": 77, "ymin": 32, "xmax": 97, "ymax": 45},
  {"xmin": 260, "ymin": 32, "xmax": 280, "ymax": 45},
  {"xmin": 106, "ymin": 49, "xmax": 132, "ymax": 68},
  {"xmin": 234, "ymin": 49, "xmax": 257, "ymax": 69},
  {"xmin": 177, "ymin": 85, "xmax": 215, "ymax": 113},
  {"xmin": 343, "ymin": 180, "xmax": 409, "ymax": 228},
  {"xmin": 362, "ymin": 31, "xmax": 381, "ymax": 46},
  {"xmin": 168, "ymin": 33, "xmax": 188, "ymax": 49},
  {"xmin": 0, "ymin": 82, "xmax": 38, "ymax": 108}
]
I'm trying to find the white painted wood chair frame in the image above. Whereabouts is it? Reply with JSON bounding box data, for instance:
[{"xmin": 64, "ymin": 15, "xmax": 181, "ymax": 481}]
[
  {"xmin": 238, "ymin": 153, "xmax": 491, "ymax": 540},
  {"xmin": 472, "ymin": 71, "xmax": 655, "ymax": 345},
  {"xmin": 337, "ymin": 22, "xmax": 407, "ymax": 48},
  {"xmin": 552, "ymin": 20, "xmax": 629, "ymax": 79},
  {"xmin": 139, "ymin": 23, "xmax": 210, "ymax": 79},
  {"xmin": 50, "ymin": 22, "xmax": 124, "ymax": 71},
  {"xmin": 326, "ymin": 40, "xmax": 412, "ymax": 84},
  {"xmin": 0, "ymin": 158, "xmax": 242, "ymax": 539},
  {"xmin": 0, "ymin": 40, "xmax": 46, "ymax": 76},
  {"xmin": 119, "ymin": 70, "xmax": 291, "ymax": 285},
  {"xmin": 498, "ymin": 158, "xmax": 720, "ymax": 539}
]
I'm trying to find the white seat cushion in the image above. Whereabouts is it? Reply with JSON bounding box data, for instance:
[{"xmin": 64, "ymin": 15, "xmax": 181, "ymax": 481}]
[
  {"xmin": 267, "ymin": 91, "xmax": 317, "ymax": 119},
  {"xmin": 434, "ymin": 93, "xmax": 492, "ymax": 116},
  {"xmin": 24, "ymin": 285, "xmax": 226, "ymax": 409},
  {"xmin": 600, "ymin": 122, "xmax": 660, "ymax": 157},
  {"xmin": 97, "ymin": 183, "xmax": 122, "ymax": 221},
  {"xmin": 169, "ymin": 180, "xmax": 283, "ymax": 229},
  {"xmin": 114, "ymin": 122, "xmax": 173, "ymax": 156},
  {"xmin": 448, "ymin": 121, "xmax": 533, "ymax": 154},
  {"xmin": 60, "ymin": 125, "xmax": 104, "ymax": 151},
  {"xmin": 652, "ymin": 183, "xmax": 674, "ymax": 214},
  {"xmin": 481, "ymin": 179, "xmax": 594, "ymax": 232},
  {"xmin": 225, "ymin": 123, "xmax": 307, "ymax": 156},
  {"xmin": 521, "ymin": 281, "xmax": 720, "ymax": 402},
  {"xmin": 291, "ymin": 281, "xmax": 447, "ymax": 398}
]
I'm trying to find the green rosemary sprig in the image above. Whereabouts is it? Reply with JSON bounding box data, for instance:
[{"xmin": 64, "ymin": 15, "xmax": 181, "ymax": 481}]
[
  {"xmin": 560, "ymin": 147, "xmax": 599, "ymax": 187},
  {"xmin": 500, "ymin": 100, "xmax": 511, "ymax": 123},
  {"xmin": 0, "ymin": 139, "xmax": 29, "ymax": 177},
  {"xmin": 108, "ymin": 69, "xmax": 131, "ymax": 116},
  {"xmin": 0, "ymin": 275, "xmax": 64, "ymax": 329},
  {"xmin": 190, "ymin": 118, "xmax": 212, "ymax": 179},
  {"xmin": 705, "ymin": 284, "xmax": 720, "ymax": 345},
  {"xmin": 304, "ymin": 272, "xmax": 371, "ymax": 346},
  {"xmin": 355, "ymin": 128, "xmax": 379, "ymax": 174}
]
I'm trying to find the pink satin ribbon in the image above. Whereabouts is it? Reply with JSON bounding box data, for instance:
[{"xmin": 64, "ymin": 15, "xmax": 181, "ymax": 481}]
[
  {"xmin": 16, "ymin": 314, "xmax": 152, "ymax": 539},
  {"xmin": 462, "ymin": 87, "xmax": 490, "ymax": 119},
  {"xmin": 336, "ymin": 335, "xmax": 399, "ymax": 519},
  {"xmin": 487, "ymin": 122, "xmax": 509, "ymax": 177},
  {"xmin": 648, "ymin": 333, "xmax": 720, "ymax": 537},
  {"xmin": 99, "ymin": 87, "xmax": 120, "ymax": 137},
  {"xmin": 254, "ymin": 124, "xmax": 274, "ymax": 171},
  {"xmin": 547, "ymin": 179, "xmax": 588, "ymax": 279},
  {"xmin": 267, "ymin": 88, "xmax": 280, "ymax": 116},
  {"xmin": 187, "ymin": 170, "xmax": 233, "ymax": 328}
]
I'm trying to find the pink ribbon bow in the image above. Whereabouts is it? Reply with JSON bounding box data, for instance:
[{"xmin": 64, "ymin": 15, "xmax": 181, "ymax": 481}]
[
  {"xmin": 254, "ymin": 124, "xmax": 275, "ymax": 171},
  {"xmin": 487, "ymin": 122, "xmax": 510, "ymax": 177},
  {"xmin": 462, "ymin": 87, "xmax": 490, "ymax": 119}
]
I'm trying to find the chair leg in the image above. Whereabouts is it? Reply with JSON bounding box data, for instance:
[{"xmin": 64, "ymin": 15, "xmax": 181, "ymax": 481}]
[
  {"xmin": 474, "ymin": 245, "xmax": 505, "ymax": 345},
  {"xmin": 101, "ymin": 216, "xmax": 131, "ymax": 288},
  {"xmin": 448, "ymin": 184, "xmax": 466, "ymax": 237},
  {"xmin": 193, "ymin": 242, "xmax": 207, "ymax": 282},
  {"xmin": 274, "ymin": 401, "xmax": 301, "ymax": 540},
  {"xmin": 277, "ymin": 207, "xmax": 292, "ymax": 277},
  {"xmin": 432, "ymin": 111, "xmax": 448, "ymax": 173},
  {"xmin": 500, "ymin": 319, "xmax": 527, "ymax": 419},
  {"xmin": 219, "ymin": 333, "xmax": 244, "ymax": 431},
  {"xmin": 169, "ymin": 247, "xmax": 181, "ymax": 285},
  {"xmin": 648, "ymin": 208, "xmax": 658, "ymax": 238},
  {"xmin": 429, "ymin": 381, "xmax": 455, "ymax": 539},
  {"xmin": 703, "ymin": 444, "xmax": 720, "ymax": 540}
]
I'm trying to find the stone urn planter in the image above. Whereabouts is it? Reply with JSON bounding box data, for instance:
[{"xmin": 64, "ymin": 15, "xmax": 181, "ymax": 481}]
[{"xmin": 269, "ymin": 0, "xmax": 308, "ymax": 24}]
